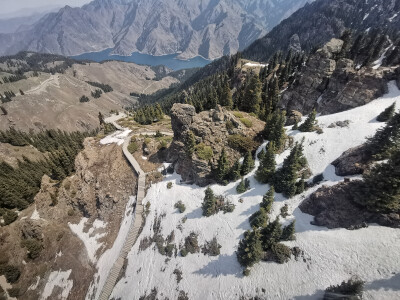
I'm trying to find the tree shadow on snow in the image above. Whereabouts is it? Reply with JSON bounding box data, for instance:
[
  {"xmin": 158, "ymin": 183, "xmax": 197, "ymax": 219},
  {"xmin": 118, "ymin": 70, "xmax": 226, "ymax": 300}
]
[
  {"xmin": 185, "ymin": 207, "xmax": 203, "ymax": 219},
  {"xmin": 193, "ymin": 253, "xmax": 242, "ymax": 278},
  {"xmin": 292, "ymin": 289, "xmax": 324, "ymax": 299},
  {"xmin": 365, "ymin": 273, "xmax": 400, "ymax": 292}
]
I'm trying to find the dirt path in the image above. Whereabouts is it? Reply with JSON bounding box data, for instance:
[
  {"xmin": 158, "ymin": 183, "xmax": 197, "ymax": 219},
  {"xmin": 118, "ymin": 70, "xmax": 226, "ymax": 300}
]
[{"xmin": 26, "ymin": 75, "xmax": 59, "ymax": 94}]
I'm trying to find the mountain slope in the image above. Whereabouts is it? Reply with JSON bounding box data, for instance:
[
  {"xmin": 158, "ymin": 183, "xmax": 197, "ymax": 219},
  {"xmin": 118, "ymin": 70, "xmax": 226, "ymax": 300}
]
[
  {"xmin": 0, "ymin": 0, "xmax": 312, "ymax": 59},
  {"xmin": 243, "ymin": 0, "xmax": 400, "ymax": 62}
]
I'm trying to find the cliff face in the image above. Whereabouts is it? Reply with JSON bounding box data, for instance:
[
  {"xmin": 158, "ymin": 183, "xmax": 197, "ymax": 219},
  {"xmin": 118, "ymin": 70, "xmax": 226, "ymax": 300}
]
[
  {"xmin": 167, "ymin": 104, "xmax": 264, "ymax": 186},
  {"xmin": 0, "ymin": 138, "xmax": 136, "ymax": 299},
  {"xmin": 281, "ymin": 38, "xmax": 400, "ymax": 115}
]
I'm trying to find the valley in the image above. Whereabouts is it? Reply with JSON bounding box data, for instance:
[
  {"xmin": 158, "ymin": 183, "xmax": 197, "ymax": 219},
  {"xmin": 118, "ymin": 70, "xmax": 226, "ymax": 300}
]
[{"xmin": 0, "ymin": 0, "xmax": 400, "ymax": 299}]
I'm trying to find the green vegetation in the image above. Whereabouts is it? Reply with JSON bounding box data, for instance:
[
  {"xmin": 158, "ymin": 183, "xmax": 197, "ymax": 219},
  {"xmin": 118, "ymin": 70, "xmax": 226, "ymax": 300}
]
[
  {"xmin": 324, "ymin": 278, "xmax": 364, "ymax": 300},
  {"xmin": 241, "ymin": 151, "xmax": 255, "ymax": 175},
  {"xmin": 86, "ymin": 81, "xmax": 113, "ymax": 93},
  {"xmin": 132, "ymin": 103, "xmax": 164, "ymax": 125},
  {"xmin": 239, "ymin": 118, "xmax": 253, "ymax": 128},
  {"xmin": 21, "ymin": 238, "xmax": 43, "ymax": 259},
  {"xmin": 202, "ymin": 187, "xmax": 235, "ymax": 216},
  {"xmin": 232, "ymin": 111, "xmax": 243, "ymax": 118},
  {"xmin": 377, "ymin": 102, "xmax": 395, "ymax": 122},
  {"xmin": 195, "ymin": 143, "xmax": 213, "ymax": 161},
  {"xmin": 214, "ymin": 148, "xmax": 229, "ymax": 183},
  {"xmin": 236, "ymin": 178, "xmax": 250, "ymax": 194},
  {"xmin": 263, "ymin": 110, "xmax": 286, "ymax": 152},
  {"xmin": 0, "ymin": 265, "xmax": 20, "ymax": 283},
  {"xmin": 184, "ymin": 130, "xmax": 196, "ymax": 157},
  {"xmin": 167, "ymin": 182, "xmax": 173, "ymax": 189},
  {"xmin": 237, "ymin": 229, "xmax": 263, "ymax": 268},
  {"xmin": 255, "ymin": 142, "xmax": 276, "ymax": 184},
  {"xmin": 174, "ymin": 201, "xmax": 186, "ymax": 213},
  {"xmin": 181, "ymin": 232, "xmax": 200, "ymax": 256},
  {"xmin": 79, "ymin": 95, "xmax": 89, "ymax": 103},
  {"xmin": 127, "ymin": 138, "xmax": 139, "ymax": 153},
  {"xmin": 0, "ymin": 128, "xmax": 95, "ymax": 214},
  {"xmin": 298, "ymin": 109, "xmax": 317, "ymax": 132},
  {"xmin": 91, "ymin": 89, "xmax": 103, "ymax": 99}
]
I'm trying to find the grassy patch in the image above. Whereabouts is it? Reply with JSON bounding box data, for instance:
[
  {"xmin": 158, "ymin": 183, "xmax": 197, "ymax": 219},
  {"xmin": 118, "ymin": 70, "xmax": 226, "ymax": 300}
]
[
  {"xmin": 233, "ymin": 111, "xmax": 243, "ymax": 118},
  {"xmin": 227, "ymin": 134, "xmax": 257, "ymax": 153},
  {"xmin": 239, "ymin": 118, "xmax": 253, "ymax": 128},
  {"xmin": 195, "ymin": 143, "xmax": 213, "ymax": 161}
]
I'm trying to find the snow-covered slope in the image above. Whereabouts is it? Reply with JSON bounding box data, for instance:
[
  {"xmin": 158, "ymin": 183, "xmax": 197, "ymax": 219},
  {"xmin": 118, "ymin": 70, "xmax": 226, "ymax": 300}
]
[{"xmin": 110, "ymin": 81, "xmax": 400, "ymax": 299}]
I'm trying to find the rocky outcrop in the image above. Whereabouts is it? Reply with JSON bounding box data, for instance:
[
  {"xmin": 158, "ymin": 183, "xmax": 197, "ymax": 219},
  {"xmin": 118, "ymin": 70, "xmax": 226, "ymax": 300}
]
[
  {"xmin": 300, "ymin": 181, "xmax": 400, "ymax": 229},
  {"xmin": 331, "ymin": 145, "xmax": 371, "ymax": 176},
  {"xmin": 168, "ymin": 104, "xmax": 264, "ymax": 186},
  {"xmin": 281, "ymin": 38, "xmax": 397, "ymax": 115}
]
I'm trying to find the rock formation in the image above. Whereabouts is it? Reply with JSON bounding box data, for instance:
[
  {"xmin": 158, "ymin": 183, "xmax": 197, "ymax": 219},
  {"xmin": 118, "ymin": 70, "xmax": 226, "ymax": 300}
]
[
  {"xmin": 281, "ymin": 38, "xmax": 399, "ymax": 115},
  {"xmin": 168, "ymin": 104, "xmax": 264, "ymax": 186}
]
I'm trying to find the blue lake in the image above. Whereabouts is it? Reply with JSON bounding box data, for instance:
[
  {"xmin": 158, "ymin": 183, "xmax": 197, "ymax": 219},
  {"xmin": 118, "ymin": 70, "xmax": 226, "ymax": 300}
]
[{"xmin": 71, "ymin": 48, "xmax": 211, "ymax": 71}]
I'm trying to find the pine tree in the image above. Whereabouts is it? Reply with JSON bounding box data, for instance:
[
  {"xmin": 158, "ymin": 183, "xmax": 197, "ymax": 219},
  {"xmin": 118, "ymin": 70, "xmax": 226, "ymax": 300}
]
[
  {"xmin": 255, "ymin": 142, "xmax": 276, "ymax": 183},
  {"xmin": 202, "ymin": 187, "xmax": 217, "ymax": 217},
  {"xmin": 260, "ymin": 187, "xmax": 274, "ymax": 213},
  {"xmin": 356, "ymin": 148, "xmax": 400, "ymax": 212},
  {"xmin": 261, "ymin": 217, "xmax": 282, "ymax": 250},
  {"xmin": 184, "ymin": 130, "xmax": 196, "ymax": 157},
  {"xmin": 377, "ymin": 102, "xmax": 396, "ymax": 122},
  {"xmin": 229, "ymin": 160, "xmax": 241, "ymax": 181},
  {"xmin": 215, "ymin": 148, "xmax": 229, "ymax": 182},
  {"xmin": 264, "ymin": 110, "xmax": 286, "ymax": 152},
  {"xmin": 299, "ymin": 109, "xmax": 317, "ymax": 132},
  {"xmin": 236, "ymin": 178, "xmax": 247, "ymax": 194},
  {"xmin": 257, "ymin": 148, "xmax": 265, "ymax": 161},
  {"xmin": 241, "ymin": 151, "xmax": 255, "ymax": 175},
  {"xmin": 220, "ymin": 81, "xmax": 233, "ymax": 109},
  {"xmin": 98, "ymin": 112, "xmax": 105, "ymax": 125},
  {"xmin": 242, "ymin": 74, "xmax": 262, "ymax": 114},
  {"xmin": 249, "ymin": 207, "xmax": 268, "ymax": 228},
  {"xmin": 236, "ymin": 229, "xmax": 263, "ymax": 267},
  {"xmin": 281, "ymin": 221, "xmax": 296, "ymax": 241},
  {"xmin": 280, "ymin": 204, "xmax": 289, "ymax": 218},
  {"xmin": 366, "ymin": 111, "xmax": 400, "ymax": 159}
]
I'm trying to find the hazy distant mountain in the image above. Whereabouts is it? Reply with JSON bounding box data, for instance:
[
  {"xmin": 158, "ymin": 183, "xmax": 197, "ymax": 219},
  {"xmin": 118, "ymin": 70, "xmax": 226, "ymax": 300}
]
[{"xmin": 0, "ymin": 0, "xmax": 312, "ymax": 59}]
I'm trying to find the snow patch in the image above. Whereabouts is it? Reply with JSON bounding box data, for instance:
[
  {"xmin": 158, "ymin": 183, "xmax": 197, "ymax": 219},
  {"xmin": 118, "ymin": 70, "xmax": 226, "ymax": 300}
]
[
  {"xmin": 40, "ymin": 270, "xmax": 73, "ymax": 300},
  {"xmin": 388, "ymin": 13, "xmax": 398, "ymax": 22},
  {"xmin": 68, "ymin": 218, "xmax": 106, "ymax": 263},
  {"xmin": 31, "ymin": 206, "xmax": 42, "ymax": 220},
  {"xmin": 86, "ymin": 196, "xmax": 136, "ymax": 300},
  {"xmin": 244, "ymin": 62, "xmax": 268, "ymax": 68},
  {"xmin": 110, "ymin": 82, "xmax": 400, "ymax": 299},
  {"xmin": 28, "ymin": 276, "xmax": 41, "ymax": 291},
  {"xmin": 100, "ymin": 129, "xmax": 132, "ymax": 146}
]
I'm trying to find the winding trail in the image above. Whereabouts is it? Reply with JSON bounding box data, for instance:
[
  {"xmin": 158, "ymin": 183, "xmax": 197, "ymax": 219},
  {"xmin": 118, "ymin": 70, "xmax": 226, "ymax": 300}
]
[{"xmin": 98, "ymin": 114, "xmax": 171, "ymax": 300}]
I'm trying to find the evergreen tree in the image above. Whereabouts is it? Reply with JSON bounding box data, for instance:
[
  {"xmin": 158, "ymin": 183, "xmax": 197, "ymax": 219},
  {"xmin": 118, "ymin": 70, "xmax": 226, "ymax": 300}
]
[
  {"xmin": 249, "ymin": 207, "xmax": 268, "ymax": 228},
  {"xmin": 242, "ymin": 74, "xmax": 261, "ymax": 114},
  {"xmin": 264, "ymin": 110, "xmax": 286, "ymax": 151},
  {"xmin": 98, "ymin": 112, "xmax": 105, "ymax": 125},
  {"xmin": 236, "ymin": 178, "xmax": 250, "ymax": 194},
  {"xmin": 366, "ymin": 111, "xmax": 400, "ymax": 159},
  {"xmin": 215, "ymin": 148, "xmax": 229, "ymax": 182},
  {"xmin": 229, "ymin": 160, "xmax": 241, "ymax": 181},
  {"xmin": 184, "ymin": 130, "xmax": 196, "ymax": 157},
  {"xmin": 298, "ymin": 109, "xmax": 317, "ymax": 132},
  {"xmin": 255, "ymin": 142, "xmax": 276, "ymax": 183},
  {"xmin": 202, "ymin": 187, "xmax": 217, "ymax": 217},
  {"xmin": 220, "ymin": 81, "xmax": 233, "ymax": 109},
  {"xmin": 281, "ymin": 221, "xmax": 296, "ymax": 241},
  {"xmin": 356, "ymin": 148, "xmax": 400, "ymax": 212},
  {"xmin": 241, "ymin": 151, "xmax": 255, "ymax": 175},
  {"xmin": 377, "ymin": 102, "xmax": 396, "ymax": 122},
  {"xmin": 236, "ymin": 229, "xmax": 263, "ymax": 268},
  {"xmin": 257, "ymin": 148, "xmax": 265, "ymax": 161},
  {"xmin": 260, "ymin": 187, "xmax": 275, "ymax": 213},
  {"xmin": 261, "ymin": 217, "xmax": 282, "ymax": 250},
  {"xmin": 280, "ymin": 204, "xmax": 289, "ymax": 218}
]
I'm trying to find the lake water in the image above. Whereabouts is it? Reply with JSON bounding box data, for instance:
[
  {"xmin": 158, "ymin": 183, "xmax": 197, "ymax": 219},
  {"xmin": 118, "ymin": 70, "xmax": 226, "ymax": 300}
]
[{"xmin": 71, "ymin": 48, "xmax": 211, "ymax": 71}]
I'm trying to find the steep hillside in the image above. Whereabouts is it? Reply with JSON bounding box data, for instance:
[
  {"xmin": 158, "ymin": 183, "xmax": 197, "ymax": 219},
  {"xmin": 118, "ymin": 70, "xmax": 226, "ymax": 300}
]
[
  {"xmin": 243, "ymin": 0, "xmax": 400, "ymax": 62},
  {"xmin": 0, "ymin": 0, "xmax": 312, "ymax": 59}
]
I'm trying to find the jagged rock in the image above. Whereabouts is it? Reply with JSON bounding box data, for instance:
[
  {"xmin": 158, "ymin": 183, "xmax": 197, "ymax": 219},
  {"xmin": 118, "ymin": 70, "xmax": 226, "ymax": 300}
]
[
  {"xmin": 281, "ymin": 38, "xmax": 395, "ymax": 115},
  {"xmin": 168, "ymin": 104, "xmax": 264, "ymax": 186},
  {"xmin": 289, "ymin": 34, "xmax": 301, "ymax": 53},
  {"xmin": 327, "ymin": 120, "xmax": 351, "ymax": 128},
  {"xmin": 20, "ymin": 220, "xmax": 43, "ymax": 241},
  {"xmin": 285, "ymin": 110, "xmax": 303, "ymax": 126},
  {"xmin": 331, "ymin": 145, "xmax": 370, "ymax": 176},
  {"xmin": 300, "ymin": 181, "xmax": 400, "ymax": 229}
]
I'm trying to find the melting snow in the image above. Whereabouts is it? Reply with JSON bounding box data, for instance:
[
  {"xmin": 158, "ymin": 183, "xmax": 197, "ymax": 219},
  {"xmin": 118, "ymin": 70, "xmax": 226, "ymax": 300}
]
[
  {"xmin": 244, "ymin": 62, "xmax": 268, "ymax": 68},
  {"xmin": 86, "ymin": 196, "xmax": 136, "ymax": 300},
  {"xmin": 389, "ymin": 13, "xmax": 398, "ymax": 22},
  {"xmin": 68, "ymin": 218, "xmax": 107, "ymax": 263},
  {"xmin": 28, "ymin": 276, "xmax": 41, "ymax": 291},
  {"xmin": 110, "ymin": 83, "xmax": 400, "ymax": 299},
  {"xmin": 40, "ymin": 270, "xmax": 73, "ymax": 300},
  {"xmin": 372, "ymin": 43, "xmax": 393, "ymax": 70},
  {"xmin": 100, "ymin": 129, "xmax": 132, "ymax": 146},
  {"xmin": 30, "ymin": 206, "xmax": 42, "ymax": 220}
]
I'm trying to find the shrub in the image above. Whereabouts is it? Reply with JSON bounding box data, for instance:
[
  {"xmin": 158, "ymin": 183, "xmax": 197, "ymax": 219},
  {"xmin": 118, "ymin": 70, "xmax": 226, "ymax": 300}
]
[
  {"xmin": 91, "ymin": 89, "xmax": 102, "ymax": 99},
  {"xmin": 182, "ymin": 232, "xmax": 199, "ymax": 255},
  {"xmin": 225, "ymin": 120, "xmax": 235, "ymax": 131},
  {"xmin": 243, "ymin": 268, "xmax": 251, "ymax": 276},
  {"xmin": 280, "ymin": 204, "xmax": 289, "ymax": 218},
  {"xmin": 174, "ymin": 201, "xmax": 186, "ymax": 213},
  {"xmin": 201, "ymin": 237, "xmax": 221, "ymax": 256},
  {"xmin": 227, "ymin": 135, "xmax": 257, "ymax": 153},
  {"xmin": 236, "ymin": 178, "xmax": 250, "ymax": 194},
  {"xmin": 2, "ymin": 209, "xmax": 18, "ymax": 225},
  {"xmin": 173, "ymin": 268, "xmax": 183, "ymax": 284},
  {"xmin": 221, "ymin": 200, "xmax": 235, "ymax": 213},
  {"xmin": 21, "ymin": 238, "xmax": 43, "ymax": 259},
  {"xmin": 79, "ymin": 95, "xmax": 89, "ymax": 103},
  {"xmin": 233, "ymin": 111, "xmax": 243, "ymax": 118},
  {"xmin": 324, "ymin": 277, "xmax": 364, "ymax": 300},
  {"xmin": 7, "ymin": 288, "xmax": 20, "ymax": 298},
  {"xmin": 270, "ymin": 243, "xmax": 291, "ymax": 264},
  {"xmin": 181, "ymin": 248, "xmax": 188, "ymax": 257},
  {"xmin": 195, "ymin": 143, "xmax": 213, "ymax": 161},
  {"xmin": 0, "ymin": 265, "xmax": 20, "ymax": 283},
  {"xmin": 167, "ymin": 182, "xmax": 173, "ymax": 189},
  {"xmin": 240, "ymin": 118, "xmax": 253, "ymax": 128}
]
